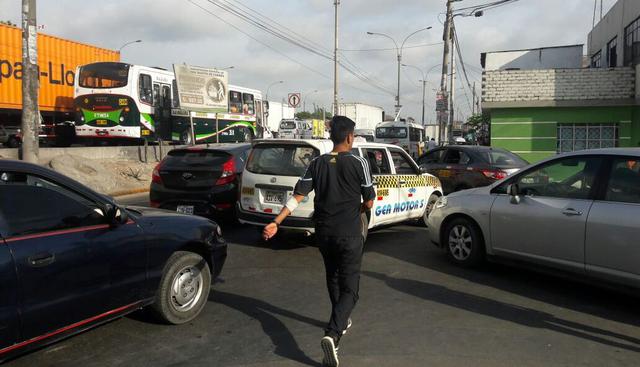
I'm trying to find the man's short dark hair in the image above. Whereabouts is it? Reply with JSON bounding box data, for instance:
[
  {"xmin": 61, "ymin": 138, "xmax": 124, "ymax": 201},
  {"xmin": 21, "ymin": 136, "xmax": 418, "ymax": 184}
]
[{"xmin": 329, "ymin": 115, "xmax": 356, "ymax": 144}]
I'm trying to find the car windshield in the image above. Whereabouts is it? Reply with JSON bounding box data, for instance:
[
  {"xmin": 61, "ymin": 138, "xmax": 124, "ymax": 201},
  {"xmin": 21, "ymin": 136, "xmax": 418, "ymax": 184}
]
[
  {"xmin": 79, "ymin": 62, "xmax": 129, "ymax": 89},
  {"xmin": 280, "ymin": 120, "xmax": 296, "ymax": 129},
  {"xmin": 477, "ymin": 150, "xmax": 528, "ymax": 167},
  {"xmin": 246, "ymin": 144, "xmax": 319, "ymax": 176},
  {"xmin": 163, "ymin": 149, "xmax": 231, "ymax": 168},
  {"xmin": 376, "ymin": 127, "xmax": 407, "ymax": 139}
]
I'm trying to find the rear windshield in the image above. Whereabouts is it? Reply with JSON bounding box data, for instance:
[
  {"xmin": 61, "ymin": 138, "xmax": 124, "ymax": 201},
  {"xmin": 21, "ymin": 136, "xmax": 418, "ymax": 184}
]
[
  {"xmin": 477, "ymin": 150, "xmax": 528, "ymax": 166},
  {"xmin": 376, "ymin": 127, "xmax": 407, "ymax": 139},
  {"xmin": 246, "ymin": 144, "xmax": 319, "ymax": 176},
  {"xmin": 280, "ymin": 120, "xmax": 296, "ymax": 129},
  {"xmin": 163, "ymin": 149, "xmax": 230, "ymax": 168}
]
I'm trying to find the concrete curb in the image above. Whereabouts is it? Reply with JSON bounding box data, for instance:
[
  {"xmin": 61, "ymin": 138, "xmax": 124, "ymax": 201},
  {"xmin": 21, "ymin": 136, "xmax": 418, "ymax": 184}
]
[{"xmin": 110, "ymin": 187, "xmax": 150, "ymax": 197}]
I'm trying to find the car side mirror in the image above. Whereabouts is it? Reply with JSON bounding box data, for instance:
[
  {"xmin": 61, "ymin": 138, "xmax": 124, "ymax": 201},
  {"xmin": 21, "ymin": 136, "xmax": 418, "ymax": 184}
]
[
  {"xmin": 106, "ymin": 204, "xmax": 129, "ymax": 226},
  {"xmin": 506, "ymin": 183, "xmax": 521, "ymax": 204},
  {"xmin": 418, "ymin": 166, "xmax": 427, "ymax": 174}
]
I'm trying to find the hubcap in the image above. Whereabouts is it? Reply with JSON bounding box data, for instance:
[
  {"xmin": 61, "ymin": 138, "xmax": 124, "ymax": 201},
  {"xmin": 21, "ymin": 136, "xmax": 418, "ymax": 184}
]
[
  {"xmin": 170, "ymin": 266, "xmax": 204, "ymax": 312},
  {"xmin": 448, "ymin": 225, "xmax": 473, "ymax": 260}
]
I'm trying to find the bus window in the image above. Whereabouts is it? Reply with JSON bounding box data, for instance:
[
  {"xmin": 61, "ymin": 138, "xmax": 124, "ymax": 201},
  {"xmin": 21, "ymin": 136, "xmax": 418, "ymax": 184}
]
[
  {"xmin": 255, "ymin": 99, "xmax": 263, "ymax": 126},
  {"xmin": 139, "ymin": 74, "xmax": 153, "ymax": 105},
  {"xmin": 161, "ymin": 85, "xmax": 171, "ymax": 108},
  {"xmin": 172, "ymin": 80, "xmax": 180, "ymax": 107},
  {"xmin": 243, "ymin": 93, "xmax": 255, "ymax": 115},
  {"xmin": 229, "ymin": 91, "xmax": 242, "ymax": 113},
  {"xmin": 410, "ymin": 127, "xmax": 422, "ymax": 142},
  {"xmin": 153, "ymin": 84, "xmax": 160, "ymax": 106}
]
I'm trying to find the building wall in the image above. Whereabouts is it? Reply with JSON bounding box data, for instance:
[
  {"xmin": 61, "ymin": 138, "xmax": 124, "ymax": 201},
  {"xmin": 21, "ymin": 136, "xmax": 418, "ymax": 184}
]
[
  {"xmin": 483, "ymin": 45, "xmax": 583, "ymax": 71},
  {"xmin": 490, "ymin": 106, "xmax": 639, "ymax": 162},
  {"xmin": 588, "ymin": 0, "xmax": 640, "ymax": 66},
  {"xmin": 482, "ymin": 67, "xmax": 635, "ymax": 104}
]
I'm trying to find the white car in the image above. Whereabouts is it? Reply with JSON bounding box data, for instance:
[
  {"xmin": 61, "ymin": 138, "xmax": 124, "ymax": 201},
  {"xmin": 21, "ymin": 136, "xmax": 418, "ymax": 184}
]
[{"xmin": 237, "ymin": 139, "xmax": 443, "ymax": 240}]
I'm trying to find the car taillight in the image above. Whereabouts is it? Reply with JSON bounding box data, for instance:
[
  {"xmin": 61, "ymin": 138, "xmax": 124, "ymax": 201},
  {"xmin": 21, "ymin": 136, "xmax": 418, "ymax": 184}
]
[
  {"xmin": 152, "ymin": 161, "xmax": 164, "ymax": 184},
  {"xmin": 215, "ymin": 158, "xmax": 236, "ymax": 186},
  {"xmin": 149, "ymin": 200, "xmax": 160, "ymax": 208},
  {"xmin": 481, "ymin": 169, "xmax": 507, "ymax": 180}
]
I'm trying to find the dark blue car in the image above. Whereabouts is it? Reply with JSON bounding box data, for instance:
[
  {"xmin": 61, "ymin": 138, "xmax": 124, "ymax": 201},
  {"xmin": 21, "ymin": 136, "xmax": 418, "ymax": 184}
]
[{"xmin": 0, "ymin": 160, "xmax": 227, "ymax": 361}]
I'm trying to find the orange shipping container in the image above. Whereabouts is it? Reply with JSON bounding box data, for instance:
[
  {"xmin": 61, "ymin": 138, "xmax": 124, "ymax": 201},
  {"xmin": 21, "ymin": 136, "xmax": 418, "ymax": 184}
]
[{"xmin": 0, "ymin": 23, "xmax": 120, "ymax": 113}]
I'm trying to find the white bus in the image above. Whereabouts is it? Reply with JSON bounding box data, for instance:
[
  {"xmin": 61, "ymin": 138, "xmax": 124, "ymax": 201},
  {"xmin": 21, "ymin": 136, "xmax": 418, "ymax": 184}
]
[
  {"xmin": 375, "ymin": 120, "xmax": 426, "ymax": 159},
  {"xmin": 73, "ymin": 62, "xmax": 269, "ymax": 143}
]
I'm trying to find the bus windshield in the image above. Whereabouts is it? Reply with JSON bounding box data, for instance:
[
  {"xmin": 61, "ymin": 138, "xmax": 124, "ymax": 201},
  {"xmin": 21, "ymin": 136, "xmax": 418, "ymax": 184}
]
[
  {"xmin": 376, "ymin": 127, "xmax": 407, "ymax": 139},
  {"xmin": 79, "ymin": 63, "xmax": 130, "ymax": 89}
]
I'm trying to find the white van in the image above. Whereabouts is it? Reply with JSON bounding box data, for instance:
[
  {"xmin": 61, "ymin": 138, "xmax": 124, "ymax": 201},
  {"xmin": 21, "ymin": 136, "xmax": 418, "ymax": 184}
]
[
  {"xmin": 278, "ymin": 119, "xmax": 313, "ymax": 140},
  {"xmin": 237, "ymin": 139, "xmax": 443, "ymax": 240}
]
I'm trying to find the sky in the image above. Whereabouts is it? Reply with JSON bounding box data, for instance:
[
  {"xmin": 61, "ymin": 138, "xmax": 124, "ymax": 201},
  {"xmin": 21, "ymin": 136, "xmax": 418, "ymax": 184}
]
[{"xmin": 0, "ymin": 0, "xmax": 617, "ymax": 123}]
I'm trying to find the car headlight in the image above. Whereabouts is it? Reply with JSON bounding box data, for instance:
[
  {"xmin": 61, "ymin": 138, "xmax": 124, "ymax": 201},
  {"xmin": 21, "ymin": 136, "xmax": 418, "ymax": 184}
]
[
  {"xmin": 216, "ymin": 225, "xmax": 223, "ymax": 237},
  {"xmin": 435, "ymin": 196, "xmax": 448, "ymax": 209}
]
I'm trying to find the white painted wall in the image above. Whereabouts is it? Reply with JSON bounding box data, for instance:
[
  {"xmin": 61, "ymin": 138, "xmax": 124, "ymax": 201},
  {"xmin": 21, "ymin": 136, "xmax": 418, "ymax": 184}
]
[
  {"xmin": 483, "ymin": 45, "xmax": 583, "ymax": 71},
  {"xmin": 588, "ymin": 0, "xmax": 640, "ymax": 67}
]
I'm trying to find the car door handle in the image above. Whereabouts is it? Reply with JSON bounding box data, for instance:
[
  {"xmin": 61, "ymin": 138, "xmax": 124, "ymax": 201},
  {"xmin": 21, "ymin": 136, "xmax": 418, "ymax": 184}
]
[
  {"xmin": 562, "ymin": 208, "xmax": 583, "ymax": 216},
  {"xmin": 27, "ymin": 252, "xmax": 55, "ymax": 268},
  {"xmin": 399, "ymin": 180, "xmax": 407, "ymax": 185}
]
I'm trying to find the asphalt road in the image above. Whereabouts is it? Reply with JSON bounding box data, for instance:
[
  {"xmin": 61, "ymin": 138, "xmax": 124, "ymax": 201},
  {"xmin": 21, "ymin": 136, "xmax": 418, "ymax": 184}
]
[{"xmin": 7, "ymin": 193, "xmax": 640, "ymax": 366}]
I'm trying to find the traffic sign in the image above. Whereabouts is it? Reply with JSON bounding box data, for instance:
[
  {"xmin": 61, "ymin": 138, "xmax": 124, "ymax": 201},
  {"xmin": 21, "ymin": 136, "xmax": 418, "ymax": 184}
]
[{"xmin": 288, "ymin": 93, "xmax": 301, "ymax": 108}]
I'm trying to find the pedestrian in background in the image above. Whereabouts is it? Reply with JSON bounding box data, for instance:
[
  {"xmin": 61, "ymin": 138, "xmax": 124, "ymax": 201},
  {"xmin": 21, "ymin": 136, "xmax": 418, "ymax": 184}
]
[
  {"xmin": 427, "ymin": 137, "xmax": 438, "ymax": 151},
  {"xmin": 263, "ymin": 115, "xmax": 375, "ymax": 367}
]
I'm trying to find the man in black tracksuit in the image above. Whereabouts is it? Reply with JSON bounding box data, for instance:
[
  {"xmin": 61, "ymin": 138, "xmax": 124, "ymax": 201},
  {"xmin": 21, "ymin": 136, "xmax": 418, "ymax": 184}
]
[{"xmin": 263, "ymin": 116, "xmax": 375, "ymax": 367}]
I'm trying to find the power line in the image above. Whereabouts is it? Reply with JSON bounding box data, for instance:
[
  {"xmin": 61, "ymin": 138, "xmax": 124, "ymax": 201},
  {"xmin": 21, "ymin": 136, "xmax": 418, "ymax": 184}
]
[
  {"xmin": 186, "ymin": 0, "xmax": 394, "ymax": 99},
  {"xmin": 339, "ymin": 42, "xmax": 443, "ymax": 52},
  {"xmin": 202, "ymin": 0, "xmax": 396, "ymax": 96},
  {"xmin": 453, "ymin": 25, "xmax": 474, "ymax": 114}
]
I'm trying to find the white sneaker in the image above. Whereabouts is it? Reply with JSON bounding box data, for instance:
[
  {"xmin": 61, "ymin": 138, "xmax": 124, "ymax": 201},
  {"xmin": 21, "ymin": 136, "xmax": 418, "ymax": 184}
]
[
  {"xmin": 342, "ymin": 318, "xmax": 352, "ymax": 336},
  {"xmin": 321, "ymin": 336, "xmax": 339, "ymax": 367}
]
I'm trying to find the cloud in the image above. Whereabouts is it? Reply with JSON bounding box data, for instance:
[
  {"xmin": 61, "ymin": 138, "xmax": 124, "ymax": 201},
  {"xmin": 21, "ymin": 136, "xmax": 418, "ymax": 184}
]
[{"xmin": 0, "ymin": 0, "xmax": 618, "ymax": 122}]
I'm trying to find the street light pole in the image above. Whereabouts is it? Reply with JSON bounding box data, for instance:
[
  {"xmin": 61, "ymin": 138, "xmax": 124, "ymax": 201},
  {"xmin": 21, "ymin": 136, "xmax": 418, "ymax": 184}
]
[
  {"xmin": 367, "ymin": 26, "xmax": 431, "ymax": 117},
  {"xmin": 401, "ymin": 64, "xmax": 427, "ymax": 125},
  {"xmin": 119, "ymin": 39, "xmax": 142, "ymax": 52},
  {"xmin": 265, "ymin": 80, "xmax": 284, "ymax": 101}
]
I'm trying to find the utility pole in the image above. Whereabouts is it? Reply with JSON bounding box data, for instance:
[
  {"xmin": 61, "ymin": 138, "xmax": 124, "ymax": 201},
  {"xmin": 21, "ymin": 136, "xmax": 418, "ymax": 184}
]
[
  {"xmin": 333, "ymin": 0, "xmax": 340, "ymax": 116},
  {"xmin": 439, "ymin": 0, "xmax": 453, "ymax": 144},
  {"xmin": 21, "ymin": 0, "xmax": 39, "ymax": 163},
  {"xmin": 472, "ymin": 81, "xmax": 476, "ymax": 115},
  {"xmin": 420, "ymin": 79, "xmax": 426, "ymax": 126},
  {"xmin": 448, "ymin": 21, "xmax": 456, "ymax": 144}
]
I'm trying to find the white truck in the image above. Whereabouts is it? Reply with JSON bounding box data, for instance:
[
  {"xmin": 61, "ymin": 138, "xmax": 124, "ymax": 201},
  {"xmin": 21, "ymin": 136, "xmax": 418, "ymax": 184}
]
[
  {"xmin": 337, "ymin": 103, "xmax": 384, "ymax": 131},
  {"xmin": 266, "ymin": 101, "xmax": 295, "ymax": 137}
]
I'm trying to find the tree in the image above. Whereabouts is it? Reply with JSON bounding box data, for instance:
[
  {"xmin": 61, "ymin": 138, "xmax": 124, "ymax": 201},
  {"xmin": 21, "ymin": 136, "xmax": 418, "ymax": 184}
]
[
  {"xmin": 295, "ymin": 108, "xmax": 332, "ymax": 120},
  {"xmin": 466, "ymin": 113, "xmax": 491, "ymax": 146}
]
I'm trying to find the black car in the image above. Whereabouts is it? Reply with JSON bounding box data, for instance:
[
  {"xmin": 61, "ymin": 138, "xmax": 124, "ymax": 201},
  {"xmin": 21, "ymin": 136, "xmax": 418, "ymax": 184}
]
[
  {"xmin": 417, "ymin": 145, "xmax": 528, "ymax": 194},
  {"xmin": 150, "ymin": 144, "xmax": 251, "ymax": 217},
  {"xmin": 0, "ymin": 160, "xmax": 227, "ymax": 361}
]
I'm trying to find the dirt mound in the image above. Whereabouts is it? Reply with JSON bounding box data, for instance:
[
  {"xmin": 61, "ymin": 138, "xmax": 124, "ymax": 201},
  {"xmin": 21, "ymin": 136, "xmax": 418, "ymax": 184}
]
[{"xmin": 48, "ymin": 155, "xmax": 156, "ymax": 196}]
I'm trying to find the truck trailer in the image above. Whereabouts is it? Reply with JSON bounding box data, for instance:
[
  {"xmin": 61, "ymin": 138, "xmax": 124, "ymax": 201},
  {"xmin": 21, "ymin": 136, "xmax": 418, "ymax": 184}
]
[
  {"xmin": 0, "ymin": 23, "xmax": 119, "ymax": 144},
  {"xmin": 337, "ymin": 103, "xmax": 384, "ymax": 131}
]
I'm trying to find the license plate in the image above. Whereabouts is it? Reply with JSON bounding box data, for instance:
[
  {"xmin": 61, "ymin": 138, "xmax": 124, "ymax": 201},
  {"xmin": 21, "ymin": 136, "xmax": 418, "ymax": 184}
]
[
  {"xmin": 96, "ymin": 120, "xmax": 108, "ymax": 125},
  {"xmin": 264, "ymin": 190, "xmax": 285, "ymax": 204},
  {"xmin": 176, "ymin": 205, "xmax": 194, "ymax": 215}
]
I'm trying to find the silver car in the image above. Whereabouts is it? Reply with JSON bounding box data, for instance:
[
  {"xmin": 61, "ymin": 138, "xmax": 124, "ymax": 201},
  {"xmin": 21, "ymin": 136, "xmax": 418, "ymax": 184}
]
[{"xmin": 427, "ymin": 148, "xmax": 640, "ymax": 289}]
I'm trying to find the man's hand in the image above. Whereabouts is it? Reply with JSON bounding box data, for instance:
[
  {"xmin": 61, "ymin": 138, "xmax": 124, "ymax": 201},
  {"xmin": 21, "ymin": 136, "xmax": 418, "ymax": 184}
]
[
  {"xmin": 263, "ymin": 222, "xmax": 279, "ymax": 240},
  {"xmin": 360, "ymin": 200, "xmax": 374, "ymax": 213}
]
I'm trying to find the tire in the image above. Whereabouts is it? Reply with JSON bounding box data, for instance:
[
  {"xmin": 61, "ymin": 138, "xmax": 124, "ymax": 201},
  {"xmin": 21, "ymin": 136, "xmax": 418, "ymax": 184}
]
[
  {"xmin": 443, "ymin": 218, "xmax": 485, "ymax": 267},
  {"xmin": 422, "ymin": 193, "xmax": 440, "ymax": 227},
  {"xmin": 361, "ymin": 212, "xmax": 369, "ymax": 243},
  {"xmin": 7, "ymin": 137, "xmax": 20, "ymax": 148},
  {"xmin": 152, "ymin": 251, "xmax": 211, "ymax": 324}
]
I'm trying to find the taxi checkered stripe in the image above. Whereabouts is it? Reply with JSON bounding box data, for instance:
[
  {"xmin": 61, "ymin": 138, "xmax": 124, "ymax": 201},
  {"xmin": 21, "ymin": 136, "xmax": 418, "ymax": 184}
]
[
  {"xmin": 374, "ymin": 174, "xmax": 441, "ymax": 189},
  {"xmin": 374, "ymin": 175, "xmax": 399, "ymax": 189}
]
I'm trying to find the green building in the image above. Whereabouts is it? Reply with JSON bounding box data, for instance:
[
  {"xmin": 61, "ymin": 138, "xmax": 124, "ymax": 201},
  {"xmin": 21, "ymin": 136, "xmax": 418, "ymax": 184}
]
[{"xmin": 482, "ymin": 63, "xmax": 640, "ymax": 163}]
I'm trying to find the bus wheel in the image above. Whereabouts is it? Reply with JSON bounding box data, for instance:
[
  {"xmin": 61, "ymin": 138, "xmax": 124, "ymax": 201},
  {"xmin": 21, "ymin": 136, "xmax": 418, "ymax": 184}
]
[{"xmin": 181, "ymin": 131, "xmax": 192, "ymax": 145}]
